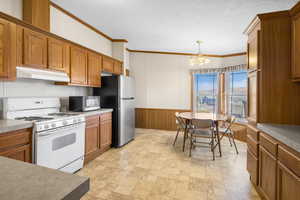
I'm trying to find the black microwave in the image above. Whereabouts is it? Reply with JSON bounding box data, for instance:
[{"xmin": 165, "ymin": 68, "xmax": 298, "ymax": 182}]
[{"xmin": 69, "ymin": 96, "xmax": 100, "ymax": 112}]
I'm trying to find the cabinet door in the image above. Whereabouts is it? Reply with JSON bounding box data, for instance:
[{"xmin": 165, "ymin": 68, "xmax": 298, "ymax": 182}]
[
  {"xmin": 113, "ymin": 61, "xmax": 123, "ymax": 75},
  {"xmin": 247, "ymin": 30, "xmax": 260, "ymax": 70},
  {"xmin": 102, "ymin": 57, "xmax": 114, "ymax": 73},
  {"xmin": 292, "ymin": 13, "xmax": 300, "ymax": 80},
  {"xmin": 23, "ymin": 29, "xmax": 47, "ymax": 68},
  {"xmin": 277, "ymin": 162, "xmax": 300, "ymax": 200},
  {"xmin": 247, "ymin": 71, "xmax": 258, "ymax": 123},
  {"xmin": 0, "ymin": 144, "xmax": 31, "ymax": 163},
  {"xmin": 85, "ymin": 121, "xmax": 100, "ymax": 156},
  {"xmin": 87, "ymin": 52, "xmax": 102, "ymax": 87},
  {"xmin": 48, "ymin": 38, "xmax": 69, "ymax": 72},
  {"xmin": 100, "ymin": 119, "xmax": 112, "ymax": 149},
  {"xmin": 0, "ymin": 18, "xmax": 16, "ymax": 80},
  {"xmin": 247, "ymin": 149, "xmax": 259, "ymax": 185},
  {"xmin": 259, "ymin": 146, "xmax": 277, "ymax": 200},
  {"xmin": 70, "ymin": 46, "xmax": 87, "ymax": 85}
]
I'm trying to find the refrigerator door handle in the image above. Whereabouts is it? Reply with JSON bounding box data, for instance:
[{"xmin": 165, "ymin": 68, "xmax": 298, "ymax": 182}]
[{"xmin": 121, "ymin": 97, "xmax": 135, "ymax": 100}]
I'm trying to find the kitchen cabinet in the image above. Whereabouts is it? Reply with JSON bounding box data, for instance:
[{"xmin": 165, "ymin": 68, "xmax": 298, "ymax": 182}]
[
  {"xmin": 84, "ymin": 112, "xmax": 112, "ymax": 164},
  {"xmin": 0, "ymin": 18, "xmax": 16, "ymax": 80},
  {"xmin": 113, "ymin": 61, "xmax": 123, "ymax": 75},
  {"xmin": 259, "ymin": 146, "xmax": 277, "ymax": 200},
  {"xmin": 291, "ymin": 6, "xmax": 300, "ymax": 81},
  {"xmin": 247, "ymin": 23, "xmax": 260, "ymax": 70},
  {"xmin": 70, "ymin": 45, "xmax": 87, "ymax": 85},
  {"xmin": 23, "ymin": 28, "xmax": 48, "ymax": 69},
  {"xmin": 85, "ymin": 115, "xmax": 100, "ymax": 162},
  {"xmin": 23, "ymin": 0, "xmax": 50, "ymax": 31},
  {"xmin": 247, "ymin": 71, "xmax": 258, "ymax": 124},
  {"xmin": 100, "ymin": 113, "xmax": 112, "ymax": 150},
  {"xmin": 244, "ymin": 11, "xmax": 300, "ymax": 125},
  {"xmin": 246, "ymin": 125, "xmax": 259, "ymax": 185},
  {"xmin": 47, "ymin": 37, "xmax": 69, "ymax": 73},
  {"xmin": 102, "ymin": 56, "xmax": 114, "ymax": 73},
  {"xmin": 277, "ymin": 162, "xmax": 300, "ymax": 200},
  {"xmin": 87, "ymin": 51, "xmax": 102, "ymax": 87},
  {"xmin": 0, "ymin": 128, "xmax": 32, "ymax": 163}
]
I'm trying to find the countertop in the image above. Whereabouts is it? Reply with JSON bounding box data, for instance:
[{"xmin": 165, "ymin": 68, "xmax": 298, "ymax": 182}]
[
  {"xmin": 257, "ymin": 123, "xmax": 300, "ymax": 153},
  {"xmin": 0, "ymin": 119, "xmax": 33, "ymax": 134},
  {"xmin": 68, "ymin": 108, "xmax": 113, "ymax": 117},
  {"xmin": 0, "ymin": 157, "xmax": 89, "ymax": 200}
]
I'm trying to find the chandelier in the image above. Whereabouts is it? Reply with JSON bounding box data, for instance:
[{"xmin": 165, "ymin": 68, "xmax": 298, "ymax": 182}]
[{"xmin": 189, "ymin": 40, "xmax": 210, "ymax": 66}]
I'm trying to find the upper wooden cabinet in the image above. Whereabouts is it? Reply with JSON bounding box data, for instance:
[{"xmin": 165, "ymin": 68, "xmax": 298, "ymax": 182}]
[
  {"xmin": 87, "ymin": 52, "xmax": 102, "ymax": 87},
  {"xmin": 48, "ymin": 38, "xmax": 69, "ymax": 73},
  {"xmin": 102, "ymin": 56, "xmax": 114, "ymax": 73},
  {"xmin": 291, "ymin": 8, "xmax": 300, "ymax": 81},
  {"xmin": 23, "ymin": 0, "xmax": 50, "ymax": 31},
  {"xmin": 70, "ymin": 46, "xmax": 87, "ymax": 85},
  {"xmin": 0, "ymin": 18, "xmax": 16, "ymax": 80},
  {"xmin": 247, "ymin": 22, "xmax": 260, "ymax": 70},
  {"xmin": 23, "ymin": 28, "xmax": 48, "ymax": 69},
  {"xmin": 113, "ymin": 61, "xmax": 123, "ymax": 75},
  {"xmin": 247, "ymin": 71, "xmax": 258, "ymax": 124}
]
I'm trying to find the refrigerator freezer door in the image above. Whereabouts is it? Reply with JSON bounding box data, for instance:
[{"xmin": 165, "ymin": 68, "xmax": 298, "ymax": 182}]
[{"xmin": 119, "ymin": 99, "xmax": 135, "ymax": 146}]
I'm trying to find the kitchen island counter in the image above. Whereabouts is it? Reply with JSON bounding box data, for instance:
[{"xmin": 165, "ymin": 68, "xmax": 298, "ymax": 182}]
[{"xmin": 0, "ymin": 157, "xmax": 89, "ymax": 200}]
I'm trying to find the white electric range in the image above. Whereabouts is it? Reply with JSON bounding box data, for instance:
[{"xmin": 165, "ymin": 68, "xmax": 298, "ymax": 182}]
[{"xmin": 2, "ymin": 97, "xmax": 86, "ymax": 173}]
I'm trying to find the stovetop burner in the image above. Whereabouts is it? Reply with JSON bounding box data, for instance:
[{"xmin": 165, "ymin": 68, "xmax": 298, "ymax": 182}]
[{"xmin": 15, "ymin": 116, "xmax": 54, "ymax": 122}]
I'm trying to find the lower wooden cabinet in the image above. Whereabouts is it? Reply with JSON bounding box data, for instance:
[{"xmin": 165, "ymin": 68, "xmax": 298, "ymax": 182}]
[
  {"xmin": 0, "ymin": 128, "xmax": 32, "ymax": 163},
  {"xmin": 259, "ymin": 146, "xmax": 277, "ymax": 200},
  {"xmin": 247, "ymin": 129, "xmax": 300, "ymax": 200},
  {"xmin": 100, "ymin": 114, "xmax": 112, "ymax": 149},
  {"xmin": 277, "ymin": 161, "xmax": 300, "ymax": 200},
  {"xmin": 247, "ymin": 149, "xmax": 259, "ymax": 185},
  {"xmin": 84, "ymin": 112, "xmax": 112, "ymax": 164}
]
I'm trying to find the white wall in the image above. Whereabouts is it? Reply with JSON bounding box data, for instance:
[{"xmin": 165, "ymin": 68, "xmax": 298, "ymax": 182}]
[
  {"xmin": 50, "ymin": 7, "xmax": 112, "ymax": 56},
  {"xmin": 130, "ymin": 52, "xmax": 246, "ymax": 110},
  {"xmin": 0, "ymin": 0, "xmax": 22, "ymax": 19},
  {"xmin": 0, "ymin": 79, "xmax": 89, "ymax": 97}
]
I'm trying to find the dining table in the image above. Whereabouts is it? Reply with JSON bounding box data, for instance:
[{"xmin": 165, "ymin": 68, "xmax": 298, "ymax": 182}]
[{"xmin": 177, "ymin": 112, "xmax": 228, "ymax": 156}]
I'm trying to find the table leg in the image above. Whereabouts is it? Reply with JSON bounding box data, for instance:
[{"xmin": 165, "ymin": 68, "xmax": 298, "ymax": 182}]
[
  {"xmin": 216, "ymin": 121, "xmax": 222, "ymax": 157},
  {"xmin": 182, "ymin": 120, "xmax": 189, "ymax": 152}
]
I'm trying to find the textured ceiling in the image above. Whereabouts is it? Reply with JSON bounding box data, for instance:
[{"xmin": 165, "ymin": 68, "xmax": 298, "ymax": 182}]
[{"xmin": 52, "ymin": 0, "xmax": 298, "ymax": 54}]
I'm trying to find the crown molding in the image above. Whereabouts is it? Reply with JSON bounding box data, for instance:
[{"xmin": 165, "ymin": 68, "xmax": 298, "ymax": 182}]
[{"xmin": 126, "ymin": 48, "xmax": 246, "ymax": 58}]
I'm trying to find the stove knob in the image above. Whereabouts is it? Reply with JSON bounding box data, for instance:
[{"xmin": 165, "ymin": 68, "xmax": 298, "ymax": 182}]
[
  {"xmin": 63, "ymin": 121, "xmax": 68, "ymax": 126},
  {"xmin": 73, "ymin": 119, "xmax": 77, "ymax": 123},
  {"xmin": 52, "ymin": 123, "xmax": 56, "ymax": 128},
  {"xmin": 44, "ymin": 125, "xmax": 49, "ymax": 129}
]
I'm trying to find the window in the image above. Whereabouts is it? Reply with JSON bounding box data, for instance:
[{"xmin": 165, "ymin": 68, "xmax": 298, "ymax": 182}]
[
  {"xmin": 227, "ymin": 71, "xmax": 247, "ymax": 119},
  {"xmin": 192, "ymin": 70, "xmax": 248, "ymax": 121},
  {"xmin": 194, "ymin": 73, "xmax": 218, "ymax": 113}
]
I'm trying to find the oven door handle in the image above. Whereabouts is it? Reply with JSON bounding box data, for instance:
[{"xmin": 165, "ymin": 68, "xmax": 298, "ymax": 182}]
[{"xmin": 37, "ymin": 123, "xmax": 85, "ymax": 137}]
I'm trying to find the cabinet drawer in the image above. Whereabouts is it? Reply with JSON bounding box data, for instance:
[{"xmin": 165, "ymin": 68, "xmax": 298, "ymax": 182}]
[
  {"xmin": 260, "ymin": 132, "xmax": 277, "ymax": 157},
  {"xmin": 247, "ymin": 126, "xmax": 259, "ymax": 141},
  {"xmin": 0, "ymin": 129, "xmax": 31, "ymax": 150},
  {"xmin": 247, "ymin": 135, "xmax": 259, "ymax": 157},
  {"xmin": 86, "ymin": 115, "xmax": 100, "ymax": 126},
  {"xmin": 278, "ymin": 145, "xmax": 300, "ymax": 177},
  {"xmin": 100, "ymin": 112, "xmax": 112, "ymax": 121}
]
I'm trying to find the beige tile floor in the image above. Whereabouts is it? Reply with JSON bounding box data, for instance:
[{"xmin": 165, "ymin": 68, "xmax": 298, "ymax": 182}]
[{"xmin": 79, "ymin": 129, "xmax": 261, "ymax": 200}]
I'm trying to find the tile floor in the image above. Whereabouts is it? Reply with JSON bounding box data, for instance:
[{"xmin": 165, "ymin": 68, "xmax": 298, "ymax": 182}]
[{"xmin": 79, "ymin": 129, "xmax": 261, "ymax": 200}]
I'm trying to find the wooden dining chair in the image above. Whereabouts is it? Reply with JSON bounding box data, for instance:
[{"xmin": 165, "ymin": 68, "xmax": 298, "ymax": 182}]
[
  {"xmin": 173, "ymin": 113, "xmax": 186, "ymax": 146},
  {"xmin": 188, "ymin": 119, "xmax": 218, "ymax": 160},
  {"xmin": 218, "ymin": 116, "xmax": 238, "ymax": 154}
]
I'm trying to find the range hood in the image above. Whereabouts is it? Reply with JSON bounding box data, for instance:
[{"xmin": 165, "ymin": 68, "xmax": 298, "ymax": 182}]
[{"xmin": 16, "ymin": 66, "xmax": 70, "ymax": 82}]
